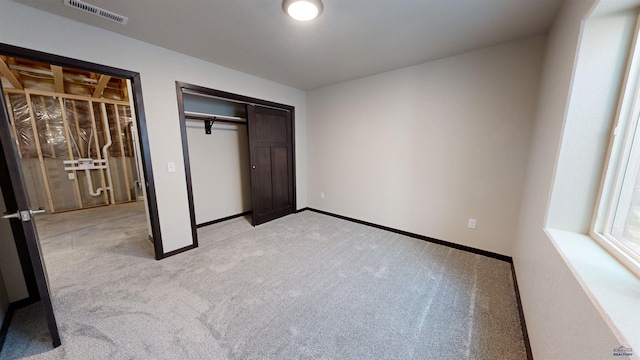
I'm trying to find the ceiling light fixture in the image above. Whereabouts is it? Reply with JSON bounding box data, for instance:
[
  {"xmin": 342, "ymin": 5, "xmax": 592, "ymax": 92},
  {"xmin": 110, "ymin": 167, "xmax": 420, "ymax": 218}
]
[{"xmin": 283, "ymin": 0, "xmax": 323, "ymax": 21}]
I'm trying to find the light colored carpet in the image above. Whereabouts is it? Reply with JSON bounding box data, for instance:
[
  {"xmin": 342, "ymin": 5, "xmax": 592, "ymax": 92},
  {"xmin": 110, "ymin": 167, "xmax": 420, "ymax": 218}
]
[{"xmin": 1, "ymin": 204, "xmax": 527, "ymax": 359}]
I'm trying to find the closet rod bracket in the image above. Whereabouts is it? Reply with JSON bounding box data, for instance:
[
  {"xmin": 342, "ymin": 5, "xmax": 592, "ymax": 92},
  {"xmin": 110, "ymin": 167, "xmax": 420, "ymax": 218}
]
[{"xmin": 205, "ymin": 119, "xmax": 213, "ymax": 135}]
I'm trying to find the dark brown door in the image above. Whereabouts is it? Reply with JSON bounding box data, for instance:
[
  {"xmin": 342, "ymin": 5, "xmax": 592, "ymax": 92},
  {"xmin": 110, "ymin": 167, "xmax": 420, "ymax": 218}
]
[
  {"xmin": 247, "ymin": 105, "xmax": 294, "ymax": 226},
  {"xmin": 0, "ymin": 88, "xmax": 61, "ymax": 347}
]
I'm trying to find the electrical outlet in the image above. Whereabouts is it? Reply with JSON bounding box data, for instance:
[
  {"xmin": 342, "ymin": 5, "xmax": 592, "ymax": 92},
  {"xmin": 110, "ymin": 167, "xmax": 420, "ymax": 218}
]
[
  {"xmin": 68, "ymin": 172, "xmax": 75, "ymax": 180},
  {"xmin": 167, "ymin": 162, "xmax": 176, "ymax": 173},
  {"xmin": 467, "ymin": 218, "xmax": 477, "ymax": 229},
  {"xmin": 320, "ymin": 192, "xmax": 325, "ymax": 200}
]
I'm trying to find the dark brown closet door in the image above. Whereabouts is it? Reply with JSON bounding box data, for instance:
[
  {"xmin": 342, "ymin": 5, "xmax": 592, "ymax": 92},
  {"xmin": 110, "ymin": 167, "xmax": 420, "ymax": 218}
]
[{"xmin": 247, "ymin": 105, "xmax": 294, "ymax": 226}]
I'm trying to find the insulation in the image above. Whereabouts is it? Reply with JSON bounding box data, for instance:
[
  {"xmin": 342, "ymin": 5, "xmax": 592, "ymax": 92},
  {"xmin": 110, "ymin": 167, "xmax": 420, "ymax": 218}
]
[
  {"xmin": 6, "ymin": 94, "xmax": 139, "ymax": 213},
  {"xmin": 64, "ymin": 99, "xmax": 95, "ymax": 159},
  {"xmin": 31, "ymin": 95, "xmax": 69, "ymax": 159},
  {"xmin": 8, "ymin": 94, "xmax": 37, "ymax": 158}
]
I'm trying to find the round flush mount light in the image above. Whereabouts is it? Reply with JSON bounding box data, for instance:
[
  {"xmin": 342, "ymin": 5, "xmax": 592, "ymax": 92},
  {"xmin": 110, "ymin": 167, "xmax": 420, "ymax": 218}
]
[{"xmin": 283, "ymin": 0, "xmax": 324, "ymax": 21}]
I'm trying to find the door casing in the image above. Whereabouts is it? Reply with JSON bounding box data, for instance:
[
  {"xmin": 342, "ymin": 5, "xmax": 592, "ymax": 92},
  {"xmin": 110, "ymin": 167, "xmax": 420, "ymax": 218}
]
[{"xmin": 0, "ymin": 43, "xmax": 165, "ymax": 259}]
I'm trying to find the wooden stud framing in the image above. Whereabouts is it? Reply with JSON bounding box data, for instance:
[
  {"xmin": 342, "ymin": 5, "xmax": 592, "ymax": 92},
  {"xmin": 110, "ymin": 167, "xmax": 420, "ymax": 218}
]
[
  {"xmin": 71, "ymin": 100, "xmax": 86, "ymax": 159},
  {"xmin": 123, "ymin": 107, "xmax": 134, "ymax": 157},
  {"xmin": 58, "ymin": 97, "xmax": 83, "ymax": 209},
  {"xmin": 88, "ymin": 101, "xmax": 109, "ymax": 204},
  {"xmin": 25, "ymin": 94, "xmax": 55, "ymax": 213},
  {"xmin": 4, "ymin": 87, "xmax": 129, "ymax": 106},
  {"xmin": 120, "ymin": 78, "xmax": 128, "ymax": 102},
  {"xmin": 93, "ymin": 75, "xmax": 111, "ymax": 98},
  {"xmin": 4, "ymin": 93, "xmax": 22, "ymax": 159},
  {"xmin": 0, "ymin": 57, "xmax": 23, "ymax": 89},
  {"xmin": 125, "ymin": 79, "xmax": 143, "ymax": 199},
  {"xmin": 114, "ymin": 105, "xmax": 132, "ymax": 202},
  {"xmin": 5, "ymin": 57, "xmax": 23, "ymax": 87},
  {"xmin": 51, "ymin": 65, "xmax": 65, "ymax": 94}
]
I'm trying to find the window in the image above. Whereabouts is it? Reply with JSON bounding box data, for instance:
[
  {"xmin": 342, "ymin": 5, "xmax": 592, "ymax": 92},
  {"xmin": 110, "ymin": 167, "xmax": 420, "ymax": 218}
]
[{"xmin": 592, "ymin": 25, "xmax": 640, "ymax": 278}]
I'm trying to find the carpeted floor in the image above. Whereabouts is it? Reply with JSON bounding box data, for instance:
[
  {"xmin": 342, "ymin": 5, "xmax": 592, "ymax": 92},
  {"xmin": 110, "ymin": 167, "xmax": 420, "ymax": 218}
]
[{"xmin": 0, "ymin": 204, "xmax": 527, "ymax": 359}]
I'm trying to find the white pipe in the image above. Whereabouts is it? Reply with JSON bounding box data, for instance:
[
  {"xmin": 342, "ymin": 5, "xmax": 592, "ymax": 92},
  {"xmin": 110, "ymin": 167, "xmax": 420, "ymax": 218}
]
[
  {"xmin": 100, "ymin": 103, "xmax": 116, "ymax": 205},
  {"xmin": 85, "ymin": 169, "xmax": 102, "ymax": 196}
]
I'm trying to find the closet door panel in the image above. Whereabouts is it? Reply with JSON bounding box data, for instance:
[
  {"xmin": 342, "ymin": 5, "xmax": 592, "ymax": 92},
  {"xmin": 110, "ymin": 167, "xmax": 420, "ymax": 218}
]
[
  {"xmin": 272, "ymin": 146, "xmax": 290, "ymax": 210},
  {"xmin": 255, "ymin": 115, "xmax": 287, "ymax": 143},
  {"xmin": 247, "ymin": 105, "xmax": 294, "ymax": 226},
  {"xmin": 254, "ymin": 146, "xmax": 273, "ymax": 218}
]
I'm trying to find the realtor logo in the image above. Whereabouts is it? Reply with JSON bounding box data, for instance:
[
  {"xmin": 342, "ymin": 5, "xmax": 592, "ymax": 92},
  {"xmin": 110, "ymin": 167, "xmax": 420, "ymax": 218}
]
[{"xmin": 614, "ymin": 346, "xmax": 633, "ymax": 357}]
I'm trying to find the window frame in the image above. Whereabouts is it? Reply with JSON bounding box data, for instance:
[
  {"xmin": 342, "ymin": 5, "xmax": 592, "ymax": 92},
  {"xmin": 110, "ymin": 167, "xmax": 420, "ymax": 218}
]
[{"xmin": 592, "ymin": 15, "xmax": 640, "ymax": 279}]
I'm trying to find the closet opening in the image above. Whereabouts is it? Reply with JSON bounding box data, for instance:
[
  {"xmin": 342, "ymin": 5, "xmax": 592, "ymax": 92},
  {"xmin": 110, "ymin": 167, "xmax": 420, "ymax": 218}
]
[{"xmin": 176, "ymin": 82, "xmax": 296, "ymax": 246}]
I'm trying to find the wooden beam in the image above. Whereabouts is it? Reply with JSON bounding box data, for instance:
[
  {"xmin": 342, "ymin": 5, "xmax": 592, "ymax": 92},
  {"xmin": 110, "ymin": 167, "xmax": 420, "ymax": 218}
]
[
  {"xmin": 0, "ymin": 58, "xmax": 23, "ymax": 89},
  {"xmin": 6, "ymin": 58, "xmax": 23, "ymax": 86},
  {"xmin": 51, "ymin": 65, "xmax": 65, "ymax": 94},
  {"xmin": 93, "ymin": 75, "xmax": 111, "ymax": 98},
  {"xmin": 25, "ymin": 94, "xmax": 56, "ymax": 213},
  {"xmin": 115, "ymin": 105, "xmax": 132, "ymax": 202},
  {"xmin": 3, "ymin": 87, "xmax": 129, "ymax": 106},
  {"xmin": 120, "ymin": 78, "xmax": 128, "ymax": 101},
  {"xmin": 4, "ymin": 94, "xmax": 22, "ymax": 159},
  {"xmin": 58, "ymin": 97, "xmax": 83, "ymax": 209},
  {"xmin": 71, "ymin": 100, "xmax": 86, "ymax": 158}
]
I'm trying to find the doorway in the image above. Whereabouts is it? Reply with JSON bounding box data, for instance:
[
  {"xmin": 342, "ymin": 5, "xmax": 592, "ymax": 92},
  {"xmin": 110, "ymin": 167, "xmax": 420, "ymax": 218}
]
[
  {"xmin": 0, "ymin": 44, "xmax": 161, "ymax": 348},
  {"xmin": 0, "ymin": 44, "xmax": 162, "ymax": 257},
  {"xmin": 175, "ymin": 82, "xmax": 296, "ymax": 245}
]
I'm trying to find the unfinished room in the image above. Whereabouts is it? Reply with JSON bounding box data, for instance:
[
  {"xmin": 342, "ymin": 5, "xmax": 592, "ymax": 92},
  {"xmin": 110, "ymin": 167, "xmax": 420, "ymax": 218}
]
[
  {"xmin": 1, "ymin": 0, "xmax": 639, "ymax": 359},
  {"xmin": 0, "ymin": 55, "xmax": 148, "ymax": 229}
]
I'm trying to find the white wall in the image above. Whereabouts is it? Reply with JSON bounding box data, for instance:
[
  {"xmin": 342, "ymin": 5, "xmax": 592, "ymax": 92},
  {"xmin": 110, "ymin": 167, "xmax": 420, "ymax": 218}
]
[
  {"xmin": 0, "ymin": 0, "xmax": 307, "ymax": 253},
  {"xmin": 184, "ymin": 95, "xmax": 250, "ymax": 224},
  {"xmin": 513, "ymin": 1, "xmax": 635, "ymax": 358},
  {"xmin": 307, "ymin": 37, "xmax": 545, "ymax": 256}
]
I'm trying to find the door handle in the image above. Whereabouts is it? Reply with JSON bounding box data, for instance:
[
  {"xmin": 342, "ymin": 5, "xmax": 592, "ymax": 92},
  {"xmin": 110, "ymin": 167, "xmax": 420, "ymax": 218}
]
[
  {"xmin": 1, "ymin": 212, "xmax": 20, "ymax": 219},
  {"xmin": 2, "ymin": 208, "xmax": 46, "ymax": 221}
]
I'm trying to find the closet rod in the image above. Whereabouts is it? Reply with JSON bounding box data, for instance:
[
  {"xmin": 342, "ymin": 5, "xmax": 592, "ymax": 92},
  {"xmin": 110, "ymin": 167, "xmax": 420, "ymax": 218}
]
[{"xmin": 184, "ymin": 111, "xmax": 246, "ymax": 124}]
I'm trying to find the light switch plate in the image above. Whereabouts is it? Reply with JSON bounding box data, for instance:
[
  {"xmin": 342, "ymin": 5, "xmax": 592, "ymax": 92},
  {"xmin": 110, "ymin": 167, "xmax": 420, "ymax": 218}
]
[{"xmin": 167, "ymin": 162, "xmax": 176, "ymax": 173}]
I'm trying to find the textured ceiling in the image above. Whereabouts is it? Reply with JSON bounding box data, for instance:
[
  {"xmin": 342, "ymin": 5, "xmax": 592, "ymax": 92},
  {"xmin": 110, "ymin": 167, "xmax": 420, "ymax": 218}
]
[{"xmin": 15, "ymin": 0, "xmax": 563, "ymax": 90}]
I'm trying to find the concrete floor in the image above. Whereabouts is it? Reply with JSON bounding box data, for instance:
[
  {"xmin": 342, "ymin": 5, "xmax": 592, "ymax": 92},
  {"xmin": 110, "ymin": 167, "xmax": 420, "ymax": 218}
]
[{"xmin": 35, "ymin": 201, "xmax": 151, "ymax": 257}]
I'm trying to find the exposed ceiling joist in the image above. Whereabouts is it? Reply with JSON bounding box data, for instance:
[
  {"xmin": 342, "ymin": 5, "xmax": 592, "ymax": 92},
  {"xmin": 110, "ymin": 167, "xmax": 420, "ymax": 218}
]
[
  {"xmin": 10, "ymin": 64, "xmax": 52, "ymax": 76},
  {"xmin": 51, "ymin": 65, "xmax": 65, "ymax": 93},
  {"xmin": 0, "ymin": 58, "xmax": 23, "ymax": 90},
  {"xmin": 1, "ymin": 55, "xmax": 133, "ymax": 102},
  {"xmin": 93, "ymin": 75, "xmax": 111, "ymax": 98}
]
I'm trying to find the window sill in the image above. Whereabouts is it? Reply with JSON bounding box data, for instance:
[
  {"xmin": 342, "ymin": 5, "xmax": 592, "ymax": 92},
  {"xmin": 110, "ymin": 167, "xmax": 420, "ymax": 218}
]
[{"xmin": 545, "ymin": 228, "xmax": 640, "ymax": 354}]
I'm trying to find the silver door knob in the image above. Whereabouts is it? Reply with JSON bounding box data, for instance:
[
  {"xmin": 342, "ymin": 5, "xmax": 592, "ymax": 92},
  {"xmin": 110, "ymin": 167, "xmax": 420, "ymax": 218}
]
[{"xmin": 252, "ymin": 165, "xmax": 256, "ymax": 169}]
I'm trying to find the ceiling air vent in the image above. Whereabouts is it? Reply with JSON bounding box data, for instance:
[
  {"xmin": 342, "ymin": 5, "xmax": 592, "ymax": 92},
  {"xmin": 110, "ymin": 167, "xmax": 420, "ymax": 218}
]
[{"xmin": 63, "ymin": 0, "xmax": 129, "ymax": 25}]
